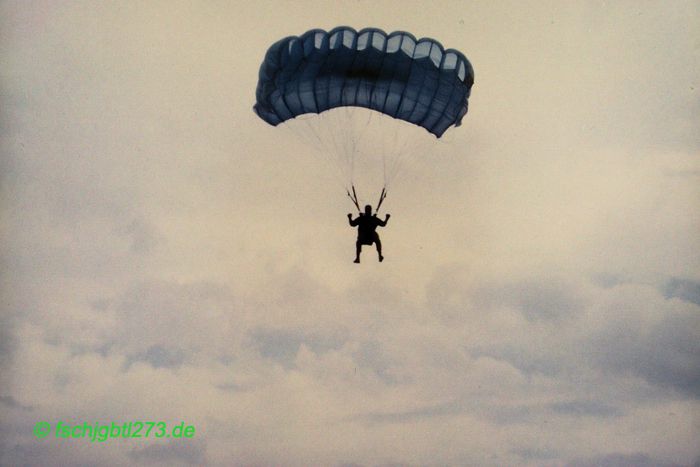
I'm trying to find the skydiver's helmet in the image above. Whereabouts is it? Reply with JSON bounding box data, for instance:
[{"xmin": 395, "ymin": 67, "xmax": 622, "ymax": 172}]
[{"xmin": 364, "ymin": 205, "xmax": 372, "ymax": 216}]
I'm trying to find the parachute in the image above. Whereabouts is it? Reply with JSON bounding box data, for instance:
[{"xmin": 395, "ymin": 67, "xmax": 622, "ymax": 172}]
[{"xmin": 253, "ymin": 27, "xmax": 474, "ymax": 211}]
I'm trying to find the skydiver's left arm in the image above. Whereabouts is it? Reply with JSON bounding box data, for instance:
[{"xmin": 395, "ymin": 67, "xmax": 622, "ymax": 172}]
[{"xmin": 377, "ymin": 214, "xmax": 390, "ymax": 227}]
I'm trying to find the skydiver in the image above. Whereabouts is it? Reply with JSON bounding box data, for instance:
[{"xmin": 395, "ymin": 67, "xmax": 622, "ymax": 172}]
[{"xmin": 348, "ymin": 205, "xmax": 390, "ymax": 263}]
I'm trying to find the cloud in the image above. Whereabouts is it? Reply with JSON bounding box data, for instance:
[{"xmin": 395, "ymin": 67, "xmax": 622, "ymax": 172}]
[
  {"xmin": 567, "ymin": 452, "xmax": 687, "ymax": 467},
  {"xmin": 0, "ymin": 444, "xmax": 54, "ymax": 467},
  {"xmin": 0, "ymin": 395, "xmax": 33, "ymax": 412},
  {"xmin": 587, "ymin": 285, "xmax": 700, "ymax": 397},
  {"xmin": 114, "ymin": 217, "xmax": 161, "ymax": 255},
  {"xmin": 511, "ymin": 446, "xmax": 559, "ymax": 462},
  {"xmin": 109, "ymin": 280, "xmax": 239, "ymax": 362},
  {"xmin": 353, "ymin": 400, "xmax": 461, "ymax": 425},
  {"xmin": 664, "ymin": 278, "xmax": 700, "ymax": 307},
  {"xmin": 248, "ymin": 327, "xmax": 348, "ymax": 369},
  {"xmin": 124, "ymin": 345, "xmax": 187, "ymax": 370},
  {"xmin": 548, "ymin": 400, "xmax": 622, "ymax": 418},
  {"xmin": 129, "ymin": 440, "xmax": 206, "ymax": 466},
  {"xmin": 0, "ymin": 311, "xmax": 15, "ymax": 377}
]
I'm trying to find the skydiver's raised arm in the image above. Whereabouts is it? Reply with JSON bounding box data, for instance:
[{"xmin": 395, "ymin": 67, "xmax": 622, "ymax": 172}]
[
  {"xmin": 377, "ymin": 213, "xmax": 390, "ymax": 227},
  {"xmin": 348, "ymin": 213, "xmax": 360, "ymax": 226}
]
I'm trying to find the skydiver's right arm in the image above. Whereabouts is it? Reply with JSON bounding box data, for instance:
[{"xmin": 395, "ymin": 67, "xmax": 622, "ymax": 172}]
[{"xmin": 348, "ymin": 214, "xmax": 359, "ymax": 226}]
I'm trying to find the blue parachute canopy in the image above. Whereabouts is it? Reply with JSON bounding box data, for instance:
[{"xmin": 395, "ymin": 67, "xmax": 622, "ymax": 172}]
[{"xmin": 253, "ymin": 27, "xmax": 474, "ymax": 138}]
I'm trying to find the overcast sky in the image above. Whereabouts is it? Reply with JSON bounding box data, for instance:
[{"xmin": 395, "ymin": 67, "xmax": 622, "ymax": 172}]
[{"xmin": 1, "ymin": 1, "xmax": 699, "ymax": 466}]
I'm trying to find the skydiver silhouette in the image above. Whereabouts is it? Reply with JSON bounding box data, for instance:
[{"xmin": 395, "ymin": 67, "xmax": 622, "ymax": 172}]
[{"xmin": 348, "ymin": 205, "xmax": 390, "ymax": 263}]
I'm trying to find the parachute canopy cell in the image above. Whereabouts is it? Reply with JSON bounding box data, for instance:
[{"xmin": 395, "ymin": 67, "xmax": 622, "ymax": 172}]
[{"xmin": 253, "ymin": 27, "xmax": 475, "ymax": 138}]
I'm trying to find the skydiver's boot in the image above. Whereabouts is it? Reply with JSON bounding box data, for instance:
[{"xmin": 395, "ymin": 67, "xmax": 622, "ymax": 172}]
[
  {"xmin": 354, "ymin": 258, "xmax": 360, "ymax": 264},
  {"xmin": 378, "ymin": 255, "xmax": 384, "ymax": 262}
]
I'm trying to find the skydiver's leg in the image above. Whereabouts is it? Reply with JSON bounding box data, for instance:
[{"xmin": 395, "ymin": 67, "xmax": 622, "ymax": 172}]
[
  {"xmin": 375, "ymin": 236, "xmax": 383, "ymax": 262},
  {"xmin": 354, "ymin": 241, "xmax": 361, "ymax": 263}
]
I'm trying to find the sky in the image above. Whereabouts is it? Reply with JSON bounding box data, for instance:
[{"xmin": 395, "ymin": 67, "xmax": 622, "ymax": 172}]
[{"xmin": 1, "ymin": 1, "xmax": 699, "ymax": 466}]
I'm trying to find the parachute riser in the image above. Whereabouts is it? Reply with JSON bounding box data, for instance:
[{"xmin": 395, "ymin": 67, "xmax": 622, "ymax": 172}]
[
  {"xmin": 347, "ymin": 185, "xmax": 387, "ymax": 216},
  {"xmin": 347, "ymin": 185, "xmax": 361, "ymax": 214},
  {"xmin": 375, "ymin": 187, "xmax": 387, "ymax": 214}
]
